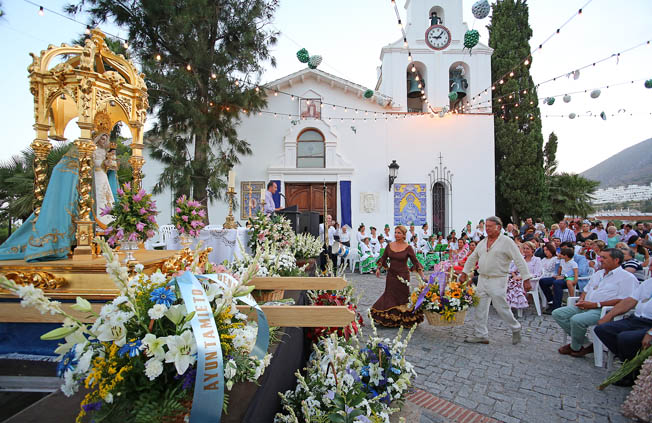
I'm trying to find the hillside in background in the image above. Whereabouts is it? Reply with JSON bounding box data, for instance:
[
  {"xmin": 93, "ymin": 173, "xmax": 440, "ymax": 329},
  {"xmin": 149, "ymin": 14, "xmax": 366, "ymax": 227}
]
[{"xmin": 580, "ymin": 138, "xmax": 652, "ymax": 188}]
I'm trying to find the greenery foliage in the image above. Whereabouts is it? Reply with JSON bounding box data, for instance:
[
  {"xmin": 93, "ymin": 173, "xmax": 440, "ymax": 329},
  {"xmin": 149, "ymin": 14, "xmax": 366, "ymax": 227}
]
[
  {"xmin": 548, "ymin": 172, "xmax": 599, "ymax": 221},
  {"xmin": 67, "ymin": 0, "xmax": 279, "ymax": 207},
  {"xmin": 489, "ymin": 0, "xmax": 547, "ymax": 225}
]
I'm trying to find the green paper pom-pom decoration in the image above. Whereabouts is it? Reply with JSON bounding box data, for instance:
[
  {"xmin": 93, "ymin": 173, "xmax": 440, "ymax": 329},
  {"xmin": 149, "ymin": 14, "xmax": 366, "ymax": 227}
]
[
  {"xmin": 545, "ymin": 97, "xmax": 555, "ymax": 105},
  {"xmin": 464, "ymin": 30, "xmax": 480, "ymax": 51},
  {"xmin": 364, "ymin": 89, "xmax": 374, "ymax": 98},
  {"xmin": 645, "ymin": 79, "xmax": 652, "ymax": 89},
  {"xmin": 296, "ymin": 48, "xmax": 310, "ymax": 63},
  {"xmin": 448, "ymin": 92, "xmax": 458, "ymax": 101}
]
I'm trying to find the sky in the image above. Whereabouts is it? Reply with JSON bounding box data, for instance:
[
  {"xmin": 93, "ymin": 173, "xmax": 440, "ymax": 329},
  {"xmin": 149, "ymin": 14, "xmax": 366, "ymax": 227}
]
[{"xmin": 0, "ymin": 0, "xmax": 650, "ymax": 174}]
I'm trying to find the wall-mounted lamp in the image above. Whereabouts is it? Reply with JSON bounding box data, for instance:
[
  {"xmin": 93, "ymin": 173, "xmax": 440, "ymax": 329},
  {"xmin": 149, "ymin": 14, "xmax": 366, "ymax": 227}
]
[{"xmin": 388, "ymin": 160, "xmax": 399, "ymax": 191}]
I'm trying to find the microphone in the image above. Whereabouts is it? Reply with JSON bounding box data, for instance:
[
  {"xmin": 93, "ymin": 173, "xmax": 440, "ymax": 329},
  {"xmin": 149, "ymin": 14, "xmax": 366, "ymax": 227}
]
[{"xmin": 279, "ymin": 193, "xmax": 286, "ymax": 199}]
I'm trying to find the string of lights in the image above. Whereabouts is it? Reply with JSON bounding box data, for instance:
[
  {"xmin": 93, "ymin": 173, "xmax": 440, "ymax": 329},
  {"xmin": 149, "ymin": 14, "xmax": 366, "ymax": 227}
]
[
  {"xmin": 467, "ymin": 38, "xmax": 652, "ymax": 108},
  {"xmin": 464, "ymin": 0, "xmax": 593, "ymax": 111}
]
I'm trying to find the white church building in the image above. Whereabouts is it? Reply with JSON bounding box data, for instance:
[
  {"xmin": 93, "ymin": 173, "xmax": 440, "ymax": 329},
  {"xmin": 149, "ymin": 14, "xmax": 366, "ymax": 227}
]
[{"xmin": 143, "ymin": 0, "xmax": 496, "ymax": 235}]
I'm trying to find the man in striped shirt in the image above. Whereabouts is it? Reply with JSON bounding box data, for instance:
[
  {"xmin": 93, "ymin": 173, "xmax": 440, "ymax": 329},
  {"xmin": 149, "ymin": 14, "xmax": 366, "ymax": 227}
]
[{"xmin": 554, "ymin": 220, "xmax": 576, "ymax": 243}]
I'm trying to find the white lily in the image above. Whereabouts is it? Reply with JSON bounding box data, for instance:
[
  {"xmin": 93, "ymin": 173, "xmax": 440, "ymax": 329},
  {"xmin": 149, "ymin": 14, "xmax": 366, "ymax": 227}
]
[
  {"xmin": 141, "ymin": 333, "xmax": 166, "ymax": 360},
  {"xmin": 165, "ymin": 330, "xmax": 197, "ymax": 375}
]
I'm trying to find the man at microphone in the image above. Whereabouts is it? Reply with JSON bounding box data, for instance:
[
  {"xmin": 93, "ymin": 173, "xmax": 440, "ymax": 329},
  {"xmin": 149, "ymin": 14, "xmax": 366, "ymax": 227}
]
[{"xmin": 264, "ymin": 181, "xmax": 282, "ymax": 215}]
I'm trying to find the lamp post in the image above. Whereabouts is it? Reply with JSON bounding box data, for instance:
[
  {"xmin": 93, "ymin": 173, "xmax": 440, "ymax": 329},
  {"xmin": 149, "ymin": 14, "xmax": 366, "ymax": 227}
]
[{"xmin": 388, "ymin": 160, "xmax": 399, "ymax": 191}]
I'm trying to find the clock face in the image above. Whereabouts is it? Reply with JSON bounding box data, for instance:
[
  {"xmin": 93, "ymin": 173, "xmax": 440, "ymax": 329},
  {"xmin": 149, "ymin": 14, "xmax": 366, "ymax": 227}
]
[{"xmin": 425, "ymin": 25, "xmax": 451, "ymax": 50}]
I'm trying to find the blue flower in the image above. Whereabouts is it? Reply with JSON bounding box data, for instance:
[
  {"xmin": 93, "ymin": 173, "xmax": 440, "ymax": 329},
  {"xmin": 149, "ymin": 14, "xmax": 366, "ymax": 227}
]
[
  {"xmin": 150, "ymin": 287, "xmax": 177, "ymax": 307},
  {"xmin": 57, "ymin": 348, "xmax": 78, "ymax": 377},
  {"xmin": 377, "ymin": 343, "xmax": 391, "ymax": 357},
  {"xmin": 380, "ymin": 392, "xmax": 391, "ymax": 405},
  {"xmin": 118, "ymin": 339, "xmax": 142, "ymax": 357},
  {"xmin": 346, "ymin": 367, "xmax": 361, "ymax": 382},
  {"xmin": 360, "ymin": 347, "xmax": 378, "ymax": 363},
  {"xmin": 367, "ymin": 388, "xmax": 379, "ymax": 399},
  {"xmin": 360, "ymin": 365, "xmax": 370, "ymax": 377},
  {"xmin": 82, "ymin": 401, "xmax": 102, "ymax": 412},
  {"xmin": 355, "ymin": 416, "xmax": 371, "ymax": 423},
  {"xmin": 391, "ymin": 367, "xmax": 401, "ymax": 375}
]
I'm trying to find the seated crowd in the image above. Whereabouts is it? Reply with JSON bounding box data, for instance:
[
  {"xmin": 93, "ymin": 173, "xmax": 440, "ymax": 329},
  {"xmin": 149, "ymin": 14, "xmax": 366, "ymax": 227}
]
[{"xmin": 323, "ymin": 215, "xmax": 652, "ymax": 386}]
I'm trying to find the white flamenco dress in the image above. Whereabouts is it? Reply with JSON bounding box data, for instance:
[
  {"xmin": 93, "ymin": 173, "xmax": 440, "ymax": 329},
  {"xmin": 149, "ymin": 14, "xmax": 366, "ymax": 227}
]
[{"xmin": 93, "ymin": 143, "xmax": 115, "ymax": 227}]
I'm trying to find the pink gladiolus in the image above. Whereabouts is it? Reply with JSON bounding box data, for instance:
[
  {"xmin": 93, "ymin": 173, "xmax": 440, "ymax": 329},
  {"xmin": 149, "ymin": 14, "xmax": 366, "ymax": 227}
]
[
  {"xmin": 128, "ymin": 232, "xmax": 138, "ymax": 242},
  {"xmin": 198, "ymin": 210, "xmax": 206, "ymax": 218},
  {"xmin": 136, "ymin": 222, "xmax": 145, "ymax": 231},
  {"xmin": 191, "ymin": 210, "xmax": 197, "ymax": 216},
  {"xmin": 182, "ymin": 215, "xmax": 189, "ymax": 222},
  {"xmin": 117, "ymin": 188, "xmax": 124, "ymax": 196},
  {"xmin": 116, "ymin": 228, "xmax": 124, "ymax": 239},
  {"xmin": 147, "ymin": 230, "xmax": 155, "ymax": 239},
  {"xmin": 139, "ymin": 208, "xmax": 147, "ymax": 215},
  {"xmin": 148, "ymin": 215, "xmax": 156, "ymax": 223},
  {"xmin": 99, "ymin": 205, "xmax": 112, "ymax": 217},
  {"xmin": 190, "ymin": 220, "xmax": 201, "ymax": 228},
  {"xmin": 179, "ymin": 227, "xmax": 185, "ymax": 234},
  {"xmin": 215, "ymin": 264, "xmax": 228, "ymax": 273},
  {"xmin": 124, "ymin": 182, "xmax": 131, "ymax": 191},
  {"xmin": 122, "ymin": 203, "xmax": 130, "ymax": 212},
  {"xmin": 107, "ymin": 236, "xmax": 116, "ymax": 246},
  {"xmin": 175, "ymin": 207, "xmax": 182, "ymax": 213}
]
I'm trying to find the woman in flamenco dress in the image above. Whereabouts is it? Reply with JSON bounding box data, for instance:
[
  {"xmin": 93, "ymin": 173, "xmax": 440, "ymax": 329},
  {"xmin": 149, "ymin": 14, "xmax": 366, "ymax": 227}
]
[{"xmin": 372, "ymin": 225, "xmax": 426, "ymax": 327}]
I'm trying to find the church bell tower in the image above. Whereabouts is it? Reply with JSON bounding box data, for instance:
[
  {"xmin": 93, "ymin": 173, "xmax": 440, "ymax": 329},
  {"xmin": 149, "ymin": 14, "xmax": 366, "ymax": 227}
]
[{"xmin": 377, "ymin": 0, "xmax": 493, "ymax": 114}]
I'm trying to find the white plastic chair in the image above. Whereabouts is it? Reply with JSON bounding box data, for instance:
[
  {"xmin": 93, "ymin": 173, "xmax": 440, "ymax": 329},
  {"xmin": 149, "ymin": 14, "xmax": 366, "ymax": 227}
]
[
  {"xmin": 562, "ymin": 297, "xmax": 629, "ymax": 369},
  {"xmin": 518, "ymin": 278, "xmax": 543, "ymax": 317},
  {"xmin": 158, "ymin": 225, "xmax": 176, "ymax": 249},
  {"xmin": 148, "ymin": 230, "xmax": 167, "ymax": 249},
  {"xmin": 576, "ymin": 267, "xmax": 595, "ymax": 293}
]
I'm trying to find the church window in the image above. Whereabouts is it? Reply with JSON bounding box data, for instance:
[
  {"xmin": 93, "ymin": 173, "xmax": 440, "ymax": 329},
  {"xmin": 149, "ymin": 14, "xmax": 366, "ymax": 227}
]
[
  {"xmin": 296, "ymin": 129, "xmax": 325, "ymax": 168},
  {"xmin": 428, "ymin": 6, "xmax": 445, "ymax": 26},
  {"xmin": 449, "ymin": 62, "xmax": 470, "ymax": 110},
  {"xmin": 407, "ymin": 62, "xmax": 427, "ymax": 113}
]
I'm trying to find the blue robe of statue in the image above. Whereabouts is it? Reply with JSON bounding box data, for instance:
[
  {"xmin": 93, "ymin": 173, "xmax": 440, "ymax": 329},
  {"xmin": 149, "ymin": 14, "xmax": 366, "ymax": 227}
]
[{"xmin": 0, "ymin": 147, "xmax": 118, "ymax": 262}]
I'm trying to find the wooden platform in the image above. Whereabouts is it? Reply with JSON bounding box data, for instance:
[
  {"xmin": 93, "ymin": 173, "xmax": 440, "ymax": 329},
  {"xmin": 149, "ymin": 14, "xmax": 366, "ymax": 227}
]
[{"xmin": 0, "ymin": 249, "xmax": 179, "ymax": 300}]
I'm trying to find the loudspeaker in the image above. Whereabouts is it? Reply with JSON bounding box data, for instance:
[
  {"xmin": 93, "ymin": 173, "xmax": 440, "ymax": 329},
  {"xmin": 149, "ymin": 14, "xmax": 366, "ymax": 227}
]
[{"xmin": 299, "ymin": 211, "xmax": 320, "ymax": 237}]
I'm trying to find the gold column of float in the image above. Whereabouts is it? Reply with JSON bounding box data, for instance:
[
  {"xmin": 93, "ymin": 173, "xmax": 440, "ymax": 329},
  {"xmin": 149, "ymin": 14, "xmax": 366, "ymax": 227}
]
[
  {"xmin": 30, "ymin": 124, "xmax": 52, "ymax": 219},
  {"xmin": 73, "ymin": 119, "xmax": 96, "ymax": 260},
  {"xmin": 129, "ymin": 122, "xmax": 145, "ymax": 188}
]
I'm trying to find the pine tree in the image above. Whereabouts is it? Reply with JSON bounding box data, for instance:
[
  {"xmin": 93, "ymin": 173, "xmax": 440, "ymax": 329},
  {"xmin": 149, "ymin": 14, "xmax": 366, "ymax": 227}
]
[
  {"xmin": 67, "ymin": 0, "xmax": 279, "ymax": 208},
  {"xmin": 488, "ymin": 0, "xmax": 546, "ymax": 225}
]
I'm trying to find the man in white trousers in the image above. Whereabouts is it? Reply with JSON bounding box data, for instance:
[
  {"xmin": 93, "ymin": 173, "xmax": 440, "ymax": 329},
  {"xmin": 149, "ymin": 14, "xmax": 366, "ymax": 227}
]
[{"xmin": 459, "ymin": 216, "xmax": 532, "ymax": 345}]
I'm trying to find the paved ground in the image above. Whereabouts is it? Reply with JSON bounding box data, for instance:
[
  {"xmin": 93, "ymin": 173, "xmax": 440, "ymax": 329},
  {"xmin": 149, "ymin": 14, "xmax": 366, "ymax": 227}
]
[{"xmin": 345, "ymin": 270, "xmax": 634, "ymax": 423}]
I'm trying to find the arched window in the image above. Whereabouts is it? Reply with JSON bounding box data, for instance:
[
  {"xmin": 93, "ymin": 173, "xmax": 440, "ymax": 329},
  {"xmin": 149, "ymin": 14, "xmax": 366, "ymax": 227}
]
[
  {"xmin": 407, "ymin": 61, "xmax": 427, "ymax": 113},
  {"xmin": 449, "ymin": 62, "xmax": 470, "ymax": 110},
  {"xmin": 428, "ymin": 6, "xmax": 445, "ymax": 26},
  {"xmin": 432, "ymin": 182, "xmax": 446, "ymax": 234},
  {"xmin": 297, "ymin": 129, "xmax": 325, "ymax": 168}
]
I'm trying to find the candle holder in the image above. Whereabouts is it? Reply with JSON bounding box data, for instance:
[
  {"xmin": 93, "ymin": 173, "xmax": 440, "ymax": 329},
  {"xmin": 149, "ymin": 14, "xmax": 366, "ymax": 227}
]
[{"xmin": 223, "ymin": 187, "xmax": 238, "ymax": 229}]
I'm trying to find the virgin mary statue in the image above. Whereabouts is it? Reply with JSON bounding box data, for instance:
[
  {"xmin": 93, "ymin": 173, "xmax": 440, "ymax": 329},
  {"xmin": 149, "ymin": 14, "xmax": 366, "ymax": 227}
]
[{"xmin": 0, "ymin": 132, "xmax": 118, "ymax": 262}]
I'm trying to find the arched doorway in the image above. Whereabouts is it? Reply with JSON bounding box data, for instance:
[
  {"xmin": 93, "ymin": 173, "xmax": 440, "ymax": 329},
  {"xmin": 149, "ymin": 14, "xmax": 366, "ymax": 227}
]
[{"xmin": 432, "ymin": 182, "xmax": 446, "ymax": 235}]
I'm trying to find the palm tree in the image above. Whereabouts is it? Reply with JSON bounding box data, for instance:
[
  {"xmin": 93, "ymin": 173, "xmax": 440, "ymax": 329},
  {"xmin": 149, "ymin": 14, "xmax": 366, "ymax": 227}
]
[{"xmin": 549, "ymin": 173, "xmax": 599, "ymax": 221}]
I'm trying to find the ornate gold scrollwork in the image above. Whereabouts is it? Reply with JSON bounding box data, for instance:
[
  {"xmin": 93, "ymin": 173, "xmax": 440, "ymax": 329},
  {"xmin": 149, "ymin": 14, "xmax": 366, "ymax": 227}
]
[
  {"xmin": 156, "ymin": 247, "xmax": 213, "ymax": 277},
  {"xmin": 3, "ymin": 271, "xmax": 67, "ymax": 290}
]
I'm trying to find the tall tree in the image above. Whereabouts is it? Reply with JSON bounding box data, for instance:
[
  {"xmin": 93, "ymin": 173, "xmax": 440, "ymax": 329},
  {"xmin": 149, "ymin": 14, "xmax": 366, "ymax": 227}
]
[
  {"xmin": 67, "ymin": 0, "xmax": 278, "ymax": 210},
  {"xmin": 543, "ymin": 131, "xmax": 558, "ymax": 179},
  {"xmin": 488, "ymin": 0, "xmax": 546, "ymax": 225}
]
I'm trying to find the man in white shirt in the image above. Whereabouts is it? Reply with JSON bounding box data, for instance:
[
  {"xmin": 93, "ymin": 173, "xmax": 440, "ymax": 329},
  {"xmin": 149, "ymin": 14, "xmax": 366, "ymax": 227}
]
[
  {"xmin": 460, "ymin": 216, "xmax": 532, "ymax": 345},
  {"xmin": 594, "ymin": 277, "xmax": 652, "ymax": 386},
  {"xmin": 591, "ymin": 221, "xmax": 608, "ymax": 243},
  {"xmin": 553, "ymin": 248, "xmax": 639, "ymax": 357}
]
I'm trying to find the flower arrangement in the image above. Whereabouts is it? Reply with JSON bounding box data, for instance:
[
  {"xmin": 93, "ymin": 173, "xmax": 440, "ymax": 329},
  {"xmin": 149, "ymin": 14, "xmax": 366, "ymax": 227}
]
[
  {"xmin": 306, "ymin": 284, "xmax": 364, "ymax": 341},
  {"xmin": 408, "ymin": 271, "xmax": 478, "ymax": 322},
  {"xmin": 0, "ymin": 239, "xmax": 272, "ymax": 423},
  {"xmin": 247, "ymin": 211, "xmax": 295, "ymax": 253},
  {"xmin": 291, "ymin": 232, "xmax": 323, "ymax": 260},
  {"xmin": 229, "ymin": 241, "xmax": 306, "ymax": 278},
  {"xmin": 101, "ymin": 182, "xmax": 158, "ymax": 246},
  {"xmin": 172, "ymin": 195, "xmax": 206, "ymax": 237},
  {"xmin": 275, "ymin": 318, "xmax": 417, "ymax": 423}
]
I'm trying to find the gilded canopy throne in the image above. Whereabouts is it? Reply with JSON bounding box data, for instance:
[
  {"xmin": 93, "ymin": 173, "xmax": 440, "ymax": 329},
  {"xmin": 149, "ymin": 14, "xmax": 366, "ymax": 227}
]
[{"xmin": 27, "ymin": 29, "xmax": 148, "ymax": 259}]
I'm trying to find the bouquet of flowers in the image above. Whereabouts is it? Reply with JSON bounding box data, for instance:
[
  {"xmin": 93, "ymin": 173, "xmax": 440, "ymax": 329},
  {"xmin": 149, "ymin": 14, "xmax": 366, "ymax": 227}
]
[
  {"xmin": 306, "ymin": 284, "xmax": 364, "ymax": 341},
  {"xmin": 229, "ymin": 241, "xmax": 306, "ymax": 278},
  {"xmin": 0, "ymin": 240, "xmax": 272, "ymax": 423},
  {"xmin": 408, "ymin": 271, "xmax": 478, "ymax": 322},
  {"xmin": 291, "ymin": 232, "xmax": 323, "ymax": 260},
  {"xmin": 172, "ymin": 195, "xmax": 206, "ymax": 237},
  {"xmin": 275, "ymin": 318, "xmax": 417, "ymax": 423},
  {"xmin": 247, "ymin": 211, "xmax": 295, "ymax": 253},
  {"xmin": 101, "ymin": 182, "xmax": 158, "ymax": 246}
]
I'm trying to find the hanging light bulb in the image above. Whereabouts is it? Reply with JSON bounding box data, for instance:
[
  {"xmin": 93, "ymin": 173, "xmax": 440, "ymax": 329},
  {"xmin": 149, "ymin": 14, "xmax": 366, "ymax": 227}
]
[
  {"xmin": 397, "ymin": 19, "xmax": 403, "ymax": 29},
  {"xmin": 408, "ymin": 53, "xmax": 412, "ymax": 62},
  {"xmin": 123, "ymin": 41, "xmax": 129, "ymax": 49},
  {"xmin": 499, "ymin": 79, "xmax": 504, "ymax": 85},
  {"xmin": 418, "ymin": 83, "xmax": 422, "ymax": 89},
  {"xmin": 403, "ymin": 38, "xmax": 408, "ymax": 47},
  {"xmin": 307, "ymin": 99, "xmax": 311, "ymax": 105},
  {"xmin": 155, "ymin": 53, "xmax": 161, "ymax": 61},
  {"xmin": 85, "ymin": 25, "xmax": 91, "ymax": 35},
  {"xmin": 255, "ymin": 86, "xmax": 260, "ymax": 92},
  {"xmin": 332, "ymin": 105, "xmax": 336, "ymax": 110},
  {"xmin": 509, "ymin": 71, "xmax": 514, "ymax": 77},
  {"xmin": 274, "ymin": 91, "xmax": 278, "ymax": 96},
  {"xmin": 344, "ymin": 107, "xmax": 348, "ymax": 113},
  {"xmin": 211, "ymin": 73, "xmax": 217, "ymax": 79},
  {"xmin": 411, "ymin": 65, "xmax": 416, "ymax": 73},
  {"xmin": 291, "ymin": 95, "xmax": 295, "ymax": 101},
  {"xmin": 38, "ymin": 6, "xmax": 44, "ymax": 16},
  {"xmin": 415, "ymin": 75, "xmax": 420, "ymax": 81},
  {"xmin": 524, "ymin": 59, "xmax": 530, "ymax": 66},
  {"xmin": 235, "ymin": 80, "xmax": 240, "ymax": 86},
  {"xmin": 186, "ymin": 64, "xmax": 192, "ymax": 71}
]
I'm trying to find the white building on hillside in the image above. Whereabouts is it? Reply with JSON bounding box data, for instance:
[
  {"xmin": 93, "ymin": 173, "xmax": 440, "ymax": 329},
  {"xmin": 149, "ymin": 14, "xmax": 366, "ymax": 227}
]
[
  {"xmin": 143, "ymin": 0, "xmax": 495, "ymax": 235},
  {"xmin": 592, "ymin": 183, "xmax": 652, "ymax": 205}
]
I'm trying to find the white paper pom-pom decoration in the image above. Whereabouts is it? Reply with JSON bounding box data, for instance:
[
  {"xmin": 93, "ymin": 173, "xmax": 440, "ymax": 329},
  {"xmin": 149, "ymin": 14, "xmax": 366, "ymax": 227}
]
[
  {"xmin": 590, "ymin": 89, "xmax": 601, "ymax": 99},
  {"xmin": 573, "ymin": 70, "xmax": 580, "ymax": 80},
  {"xmin": 568, "ymin": 113, "xmax": 576, "ymax": 119},
  {"xmin": 472, "ymin": 0, "xmax": 491, "ymax": 19},
  {"xmin": 563, "ymin": 94, "xmax": 571, "ymax": 103},
  {"xmin": 308, "ymin": 55, "xmax": 322, "ymax": 69}
]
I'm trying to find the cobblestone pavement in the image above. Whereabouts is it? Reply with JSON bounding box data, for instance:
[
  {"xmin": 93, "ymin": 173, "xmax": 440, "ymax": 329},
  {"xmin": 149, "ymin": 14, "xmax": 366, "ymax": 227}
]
[{"xmin": 344, "ymin": 270, "xmax": 634, "ymax": 423}]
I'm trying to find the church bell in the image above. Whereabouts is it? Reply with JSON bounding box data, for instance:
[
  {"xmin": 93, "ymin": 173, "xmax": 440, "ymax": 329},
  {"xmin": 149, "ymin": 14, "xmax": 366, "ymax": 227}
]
[
  {"xmin": 407, "ymin": 77, "xmax": 422, "ymax": 98},
  {"xmin": 449, "ymin": 69, "xmax": 468, "ymax": 99}
]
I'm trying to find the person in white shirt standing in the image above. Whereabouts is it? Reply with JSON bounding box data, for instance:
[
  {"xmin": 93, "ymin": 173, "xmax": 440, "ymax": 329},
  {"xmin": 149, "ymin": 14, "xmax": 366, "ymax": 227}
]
[
  {"xmin": 460, "ymin": 216, "xmax": 532, "ymax": 345},
  {"xmin": 264, "ymin": 181, "xmax": 281, "ymax": 215},
  {"xmin": 594, "ymin": 276, "xmax": 652, "ymax": 386},
  {"xmin": 553, "ymin": 248, "xmax": 639, "ymax": 358}
]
